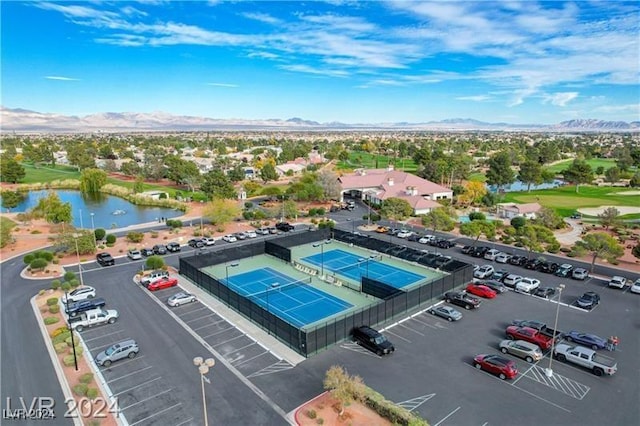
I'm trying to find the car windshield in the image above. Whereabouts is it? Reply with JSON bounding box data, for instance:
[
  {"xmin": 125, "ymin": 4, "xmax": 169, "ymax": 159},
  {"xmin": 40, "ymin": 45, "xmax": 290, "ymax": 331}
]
[
  {"xmin": 374, "ymin": 336, "xmax": 387, "ymax": 345},
  {"xmin": 105, "ymin": 346, "xmax": 117, "ymax": 356}
]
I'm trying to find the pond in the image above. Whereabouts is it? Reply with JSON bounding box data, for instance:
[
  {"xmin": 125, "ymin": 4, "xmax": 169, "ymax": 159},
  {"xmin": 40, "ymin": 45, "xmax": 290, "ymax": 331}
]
[
  {"xmin": 2, "ymin": 190, "xmax": 183, "ymax": 229},
  {"xmin": 487, "ymin": 179, "xmax": 565, "ymax": 193}
]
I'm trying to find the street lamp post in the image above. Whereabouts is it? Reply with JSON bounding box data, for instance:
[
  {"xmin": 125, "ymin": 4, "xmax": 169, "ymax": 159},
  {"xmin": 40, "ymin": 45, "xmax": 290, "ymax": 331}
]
[
  {"xmin": 312, "ymin": 240, "xmax": 331, "ymax": 277},
  {"xmin": 225, "ymin": 262, "xmax": 239, "ymax": 285},
  {"xmin": 193, "ymin": 356, "xmax": 215, "ymax": 426},
  {"xmin": 545, "ymin": 284, "xmax": 565, "ymax": 378},
  {"xmin": 90, "ymin": 213, "xmax": 96, "ymax": 248},
  {"xmin": 64, "ymin": 291, "xmax": 79, "ymax": 371},
  {"xmin": 73, "ymin": 233, "xmax": 84, "ymax": 287}
]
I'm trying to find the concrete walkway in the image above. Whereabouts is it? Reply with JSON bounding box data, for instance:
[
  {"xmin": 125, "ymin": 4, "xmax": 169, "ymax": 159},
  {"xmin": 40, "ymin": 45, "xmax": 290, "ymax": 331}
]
[{"xmin": 554, "ymin": 219, "xmax": 584, "ymax": 246}]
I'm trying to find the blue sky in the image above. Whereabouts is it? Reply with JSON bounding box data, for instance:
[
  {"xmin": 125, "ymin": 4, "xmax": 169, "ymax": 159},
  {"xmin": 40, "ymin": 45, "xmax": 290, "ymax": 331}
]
[{"xmin": 2, "ymin": 1, "xmax": 639, "ymax": 124}]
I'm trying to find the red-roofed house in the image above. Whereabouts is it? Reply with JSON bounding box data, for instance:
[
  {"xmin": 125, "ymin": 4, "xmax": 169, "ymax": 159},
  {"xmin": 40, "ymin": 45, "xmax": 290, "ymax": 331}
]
[{"xmin": 338, "ymin": 165, "xmax": 453, "ymax": 215}]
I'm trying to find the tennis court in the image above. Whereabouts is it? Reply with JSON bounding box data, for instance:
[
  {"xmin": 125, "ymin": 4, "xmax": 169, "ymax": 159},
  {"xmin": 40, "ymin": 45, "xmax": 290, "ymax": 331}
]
[
  {"xmin": 302, "ymin": 249, "xmax": 425, "ymax": 289},
  {"xmin": 223, "ymin": 267, "xmax": 353, "ymax": 328}
]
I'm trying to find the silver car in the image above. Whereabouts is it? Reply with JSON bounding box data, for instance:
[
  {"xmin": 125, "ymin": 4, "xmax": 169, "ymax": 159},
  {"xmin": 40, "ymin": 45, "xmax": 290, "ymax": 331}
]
[
  {"xmin": 167, "ymin": 292, "xmax": 197, "ymax": 307},
  {"xmin": 499, "ymin": 339, "xmax": 543, "ymax": 363},
  {"xmin": 127, "ymin": 249, "xmax": 142, "ymax": 260},
  {"xmin": 95, "ymin": 340, "xmax": 139, "ymax": 367},
  {"xmin": 572, "ymin": 268, "xmax": 589, "ymax": 280},
  {"xmin": 428, "ymin": 305, "xmax": 463, "ymax": 321}
]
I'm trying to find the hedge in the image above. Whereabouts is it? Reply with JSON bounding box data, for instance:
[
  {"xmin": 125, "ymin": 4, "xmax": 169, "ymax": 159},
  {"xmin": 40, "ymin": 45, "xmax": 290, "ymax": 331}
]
[
  {"xmin": 51, "ymin": 326, "xmax": 68, "ymax": 338},
  {"xmin": 54, "ymin": 342, "xmax": 68, "ymax": 354},
  {"xmin": 30, "ymin": 258, "xmax": 48, "ymax": 270},
  {"xmin": 79, "ymin": 373, "xmax": 94, "ymax": 384},
  {"xmin": 46, "ymin": 297, "xmax": 59, "ymax": 306},
  {"xmin": 48, "ymin": 305, "xmax": 60, "ymax": 314},
  {"xmin": 52, "ymin": 330, "xmax": 71, "ymax": 344},
  {"xmin": 105, "ymin": 234, "xmax": 116, "ymax": 244},
  {"xmin": 51, "ymin": 279, "xmax": 61, "ymax": 290},
  {"xmin": 126, "ymin": 231, "xmax": 144, "ymax": 243},
  {"xmin": 86, "ymin": 388, "xmax": 99, "ymax": 400},
  {"xmin": 63, "ymin": 355, "xmax": 77, "ymax": 367},
  {"xmin": 72, "ymin": 383, "xmax": 88, "ymax": 396},
  {"xmin": 44, "ymin": 317, "xmax": 59, "ymax": 325}
]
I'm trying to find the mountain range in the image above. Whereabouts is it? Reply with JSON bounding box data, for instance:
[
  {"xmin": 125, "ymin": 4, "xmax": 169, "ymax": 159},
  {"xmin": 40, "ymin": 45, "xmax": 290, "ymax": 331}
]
[{"xmin": 1, "ymin": 107, "xmax": 638, "ymax": 133}]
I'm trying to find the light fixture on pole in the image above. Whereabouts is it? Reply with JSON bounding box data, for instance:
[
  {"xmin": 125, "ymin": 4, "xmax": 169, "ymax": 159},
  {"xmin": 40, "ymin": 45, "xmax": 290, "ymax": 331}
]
[
  {"xmin": 90, "ymin": 213, "xmax": 96, "ymax": 248},
  {"xmin": 266, "ymin": 282, "xmax": 280, "ymax": 335},
  {"xmin": 193, "ymin": 356, "xmax": 215, "ymax": 426},
  {"xmin": 312, "ymin": 240, "xmax": 331, "ymax": 277},
  {"xmin": 225, "ymin": 262, "xmax": 239, "ymax": 284},
  {"xmin": 72, "ymin": 233, "xmax": 84, "ymax": 287},
  {"xmin": 545, "ymin": 284, "xmax": 565, "ymax": 378}
]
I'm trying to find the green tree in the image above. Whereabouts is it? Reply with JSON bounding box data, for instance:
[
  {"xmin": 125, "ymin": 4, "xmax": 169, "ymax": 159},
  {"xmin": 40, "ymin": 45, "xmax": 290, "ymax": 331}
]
[
  {"xmin": 227, "ymin": 165, "xmax": 246, "ymax": 183},
  {"xmin": 31, "ymin": 192, "xmax": 72, "ymax": 224},
  {"xmin": 597, "ymin": 207, "xmax": 621, "ymax": 229},
  {"xmin": 261, "ymin": 186, "xmax": 283, "ymax": 200},
  {"xmin": 79, "ymin": 168, "xmax": 107, "ymax": 194},
  {"xmin": 282, "ymin": 200, "xmax": 299, "ymax": 219},
  {"xmin": 459, "ymin": 220, "xmax": 495, "ymax": 246},
  {"xmin": 165, "ymin": 156, "xmax": 201, "ymax": 190},
  {"xmin": 0, "ymin": 218, "xmax": 16, "ymax": 248},
  {"xmin": 133, "ymin": 176, "xmax": 145, "ymax": 194},
  {"xmin": 421, "ymin": 207, "xmax": 455, "ymax": 232},
  {"xmin": 510, "ymin": 216, "xmax": 526, "ymax": 230},
  {"xmin": 562, "ymin": 159, "xmax": 593, "ymax": 193},
  {"xmin": 56, "ymin": 231, "xmax": 96, "ymax": 255},
  {"xmin": 632, "ymin": 242, "xmax": 640, "ymax": 260},
  {"xmin": 518, "ymin": 160, "xmax": 543, "ymax": 192},
  {"xmin": 517, "ymin": 224, "xmax": 558, "ymax": 257},
  {"xmin": 286, "ymin": 173, "xmax": 324, "ymax": 202},
  {"xmin": 486, "ymin": 151, "xmax": 515, "ymax": 190},
  {"xmin": 604, "ymin": 166, "xmax": 620, "ymax": 183},
  {"xmin": 316, "ymin": 169, "xmax": 341, "ymax": 201},
  {"xmin": 1, "ymin": 190, "xmax": 25, "ymax": 210},
  {"xmin": 380, "ymin": 197, "xmax": 413, "ymax": 221},
  {"xmin": 323, "ymin": 365, "xmax": 363, "ymax": 418},
  {"xmin": 532, "ymin": 207, "xmax": 565, "ymax": 230},
  {"xmin": 201, "ymin": 170, "xmax": 236, "ymax": 200},
  {"xmin": 145, "ymin": 255, "xmax": 165, "ymax": 270},
  {"xmin": 0, "ymin": 157, "xmax": 26, "ymax": 183},
  {"xmin": 260, "ymin": 163, "xmax": 279, "ymax": 183},
  {"xmin": 120, "ymin": 161, "xmax": 142, "ymax": 177},
  {"xmin": 203, "ymin": 199, "xmax": 241, "ymax": 228},
  {"xmin": 630, "ymin": 172, "xmax": 640, "ymax": 188},
  {"xmin": 572, "ymin": 232, "xmax": 624, "ymax": 272}
]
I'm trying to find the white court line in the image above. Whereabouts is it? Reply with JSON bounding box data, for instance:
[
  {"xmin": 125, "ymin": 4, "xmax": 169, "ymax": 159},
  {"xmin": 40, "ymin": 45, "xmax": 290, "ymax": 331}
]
[
  {"xmin": 113, "ymin": 377, "xmax": 162, "ymax": 396},
  {"xmin": 433, "ymin": 406, "xmax": 460, "ymax": 426},
  {"xmin": 128, "ymin": 402, "xmax": 182, "ymax": 426},
  {"xmin": 107, "ymin": 366, "xmax": 153, "ymax": 384},
  {"xmin": 120, "ymin": 388, "xmax": 173, "ymax": 410}
]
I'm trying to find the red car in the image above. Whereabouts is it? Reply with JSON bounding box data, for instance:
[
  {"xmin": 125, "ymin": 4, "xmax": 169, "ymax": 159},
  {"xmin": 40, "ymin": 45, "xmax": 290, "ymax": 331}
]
[
  {"xmin": 147, "ymin": 276, "xmax": 178, "ymax": 291},
  {"xmin": 473, "ymin": 354, "xmax": 518, "ymax": 380},
  {"xmin": 466, "ymin": 283, "xmax": 497, "ymax": 299},
  {"xmin": 506, "ymin": 326, "xmax": 554, "ymax": 350}
]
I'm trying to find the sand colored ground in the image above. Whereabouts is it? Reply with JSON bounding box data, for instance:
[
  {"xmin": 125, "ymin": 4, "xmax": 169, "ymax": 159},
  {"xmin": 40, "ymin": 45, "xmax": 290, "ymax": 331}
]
[
  {"xmin": 578, "ymin": 206, "xmax": 640, "ymax": 216},
  {"xmin": 294, "ymin": 392, "xmax": 392, "ymax": 426}
]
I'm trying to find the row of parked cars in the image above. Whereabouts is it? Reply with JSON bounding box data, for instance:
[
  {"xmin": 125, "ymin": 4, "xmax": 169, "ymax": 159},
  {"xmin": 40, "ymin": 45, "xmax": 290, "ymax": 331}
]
[{"xmin": 375, "ymin": 226, "xmax": 456, "ymax": 249}]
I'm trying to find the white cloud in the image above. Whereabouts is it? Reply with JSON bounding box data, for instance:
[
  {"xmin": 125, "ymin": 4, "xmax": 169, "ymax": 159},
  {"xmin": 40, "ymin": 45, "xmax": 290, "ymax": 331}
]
[
  {"xmin": 456, "ymin": 95, "xmax": 492, "ymax": 102},
  {"xmin": 543, "ymin": 92, "xmax": 579, "ymax": 107},
  {"xmin": 280, "ymin": 64, "xmax": 349, "ymax": 78},
  {"xmin": 206, "ymin": 83, "xmax": 238, "ymax": 88},
  {"xmin": 242, "ymin": 12, "xmax": 281, "ymax": 25},
  {"xmin": 45, "ymin": 76, "xmax": 80, "ymax": 81},
  {"xmin": 247, "ymin": 51, "xmax": 280, "ymax": 60},
  {"xmin": 121, "ymin": 6, "xmax": 147, "ymax": 17},
  {"xmin": 595, "ymin": 104, "xmax": 640, "ymax": 115}
]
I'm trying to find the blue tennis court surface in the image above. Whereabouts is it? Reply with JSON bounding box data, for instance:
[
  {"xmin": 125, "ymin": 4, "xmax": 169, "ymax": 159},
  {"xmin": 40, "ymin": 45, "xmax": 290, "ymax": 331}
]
[
  {"xmin": 303, "ymin": 249, "xmax": 425, "ymax": 289},
  {"xmin": 223, "ymin": 267, "xmax": 353, "ymax": 327}
]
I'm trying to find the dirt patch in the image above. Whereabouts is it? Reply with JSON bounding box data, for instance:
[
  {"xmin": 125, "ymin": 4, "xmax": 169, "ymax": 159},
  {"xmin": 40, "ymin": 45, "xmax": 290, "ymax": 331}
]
[
  {"xmin": 294, "ymin": 392, "xmax": 391, "ymax": 426},
  {"xmin": 578, "ymin": 206, "xmax": 640, "ymax": 216}
]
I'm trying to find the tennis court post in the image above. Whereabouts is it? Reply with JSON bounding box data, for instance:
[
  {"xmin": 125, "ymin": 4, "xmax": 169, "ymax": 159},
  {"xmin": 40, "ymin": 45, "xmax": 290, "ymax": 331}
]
[{"xmin": 225, "ymin": 262, "xmax": 239, "ymax": 284}]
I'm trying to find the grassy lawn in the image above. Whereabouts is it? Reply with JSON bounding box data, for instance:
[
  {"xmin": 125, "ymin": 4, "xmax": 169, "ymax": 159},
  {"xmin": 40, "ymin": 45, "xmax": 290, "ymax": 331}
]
[
  {"xmin": 21, "ymin": 163, "xmax": 81, "ymax": 183},
  {"xmin": 336, "ymin": 151, "xmax": 418, "ymax": 172},
  {"xmin": 469, "ymin": 172, "xmax": 487, "ymax": 182},
  {"xmin": 502, "ymin": 185, "xmax": 640, "ymax": 217},
  {"xmin": 546, "ymin": 158, "xmax": 617, "ymax": 174}
]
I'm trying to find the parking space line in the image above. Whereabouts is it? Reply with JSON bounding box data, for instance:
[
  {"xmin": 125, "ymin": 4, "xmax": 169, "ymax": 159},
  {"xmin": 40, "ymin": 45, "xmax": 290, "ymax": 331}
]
[
  {"xmin": 212, "ymin": 334, "xmax": 245, "ymax": 347},
  {"xmin": 225, "ymin": 341, "xmax": 256, "ymax": 354},
  {"xmin": 113, "ymin": 377, "xmax": 162, "ymax": 396},
  {"xmin": 128, "ymin": 402, "xmax": 182, "ymax": 426},
  {"xmin": 407, "ymin": 316, "xmax": 440, "ymax": 330},
  {"xmin": 174, "ymin": 418, "xmax": 194, "ymax": 426},
  {"xmin": 522, "ymin": 366, "xmax": 590, "ymax": 400},
  {"xmin": 397, "ymin": 322, "xmax": 426, "ymax": 336},
  {"xmin": 83, "ymin": 330, "xmax": 125, "ymax": 343},
  {"xmin": 193, "ymin": 319, "xmax": 228, "ymax": 332},
  {"xmin": 120, "ymin": 388, "xmax": 172, "ymax": 410},
  {"xmin": 107, "ymin": 366, "xmax": 153, "ymax": 384},
  {"xmin": 176, "ymin": 306, "xmax": 208, "ymax": 316},
  {"xmin": 184, "ymin": 313, "xmax": 217, "ymax": 323},
  {"xmin": 384, "ymin": 329, "xmax": 412, "ymax": 343},
  {"xmin": 433, "ymin": 406, "xmax": 460, "ymax": 426},
  {"xmin": 233, "ymin": 350, "xmax": 270, "ymax": 366},
  {"xmin": 201, "ymin": 326, "xmax": 235, "ymax": 339},
  {"xmin": 99, "ymin": 356, "xmax": 146, "ymax": 369}
]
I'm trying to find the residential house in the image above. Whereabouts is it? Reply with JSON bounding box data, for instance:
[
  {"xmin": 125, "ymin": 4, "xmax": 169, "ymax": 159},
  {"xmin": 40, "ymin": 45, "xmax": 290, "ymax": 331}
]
[{"xmin": 497, "ymin": 202, "xmax": 542, "ymax": 219}]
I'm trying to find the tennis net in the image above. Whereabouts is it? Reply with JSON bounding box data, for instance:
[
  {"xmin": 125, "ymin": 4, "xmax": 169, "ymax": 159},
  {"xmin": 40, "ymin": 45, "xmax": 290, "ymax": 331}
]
[
  {"xmin": 244, "ymin": 276, "xmax": 313, "ymax": 299},
  {"xmin": 332, "ymin": 255, "xmax": 384, "ymax": 275}
]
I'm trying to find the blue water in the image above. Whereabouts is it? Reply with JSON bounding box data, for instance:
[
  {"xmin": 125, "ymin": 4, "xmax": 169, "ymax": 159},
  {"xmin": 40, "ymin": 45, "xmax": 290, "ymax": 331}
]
[
  {"xmin": 2, "ymin": 190, "xmax": 182, "ymax": 229},
  {"xmin": 487, "ymin": 179, "xmax": 565, "ymax": 193}
]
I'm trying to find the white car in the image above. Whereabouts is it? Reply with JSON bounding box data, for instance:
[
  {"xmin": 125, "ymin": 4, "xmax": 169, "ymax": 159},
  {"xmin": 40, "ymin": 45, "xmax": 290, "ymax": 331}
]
[
  {"xmin": 62, "ymin": 286, "xmax": 96, "ymax": 303},
  {"xmin": 397, "ymin": 230, "xmax": 413, "ymax": 239},
  {"xmin": 419, "ymin": 235, "xmax": 436, "ymax": 244},
  {"xmin": 167, "ymin": 292, "xmax": 197, "ymax": 307},
  {"xmin": 222, "ymin": 234, "xmax": 237, "ymax": 243},
  {"xmin": 202, "ymin": 237, "xmax": 216, "ymax": 246},
  {"xmin": 495, "ymin": 253, "xmax": 512, "ymax": 264},
  {"xmin": 607, "ymin": 276, "xmax": 626, "ymax": 289},
  {"xmin": 256, "ymin": 227, "xmax": 270, "ymax": 235},
  {"xmin": 244, "ymin": 230, "xmax": 257, "ymax": 238},
  {"xmin": 630, "ymin": 279, "xmax": 640, "ymax": 294},
  {"xmin": 127, "ymin": 249, "xmax": 142, "ymax": 260},
  {"xmin": 484, "ymin": 249, "xmax": 501, "ymax": 261},
  {"xmin": 516, "ymin": 277, "xmax": 541, "ymax": 293},
  {"xmin": 503, "ymin": 274, "xmax": 523, "ymax": 288},
  {"xmin": 474, "ymin": 265, "xmax": 495, "ymax": 279}
]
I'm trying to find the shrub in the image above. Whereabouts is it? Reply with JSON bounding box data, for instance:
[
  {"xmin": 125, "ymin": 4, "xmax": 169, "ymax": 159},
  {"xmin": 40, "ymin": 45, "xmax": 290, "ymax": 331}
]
[
  {"xmin": 46, "ymin": 297, "xmax": 59, "ymax": 306},
  {"xmin": 72, "ymin": 383, "xmax": 88, "ymax": 397},
  {"xmin": 31, "ymin": 230, "xmax": 42, "ymax": 234},
  {"xmin": 146, "ymin": 255, "xmax": 165, "ymax": 270},
  {"xmin": 166, "ymin": 219, "xmax": 183, "ymax": 228},
  {"xmin": 63, "ymin": 355, "xmax": 77, "ymax": 368},
  {"xmin": 469, "ymin": 211, "xmax": 486, "ymax": 221},
  {"xmin": 54, "ymin": 342, "xmax": 68, "ymax": 354},
  {"xmin": 70, "ymin": 345, "xmax": 83, "ymax": 356},
  {"xmin": 316, "ymin": 418, "xmax": 324, "ymax": 425},
  {"xmin": 36, "ymin": 251, "xmax": 54, "ymax": 262},
  {"xmin": 69, "ymin": 279, "xmax": 80, "ymax": 288},
  {"xmin": 126, "ymin": 231, "xmax": 144, "ymax": 243},
  {"xmin": 306, "ymin": 409, "xmax": 317, "ymax": 419},
  {"xmin": 30, "ymin": 258, "xmax": 48, "ymax": 270},
  {"xmin": 44, "ymin": 317, "xmax": 59, "ymax": 325},
  {"xmin": 48, "ymin": 305, "xmax": 60, "ymax": 314},
  {"xmin": 51, "ymin": 326, "xmax": 68, "ymax": 338},
  {"xmin": 52, "ymin": 259, "xmax": 59, "ymax": 264},
  {"xmin": 150, "ymin": 231, "xmax": 159, "ymax": 238},
  {"xmin": 52, "ymin": 330, "xmax": 71, "ymax": 345},
  {"xmin": 243, "ymin": 211, "xmax": 254, "ymax": 220},
  {"xmin": 63, "ymin": 271, "xmax": 76, "ymax": 282},
  {"xmin": 23, "ymin": 254, "xmax": 35, "ymax": 265},
  {"xmin": 38, "ymin": 289, "xmax": 46, "ymax": 296},
  {"xmin": 61, "ymin": 283, "xmax": 71, "ymax": 292},
  {"xmin": 86, "ymin": 388, "xmax": 99, "ymax": 400},
  {"xmin": 79, "ymin": 373, "xmax": 94, "ymax": 384},
  {"xmin": 94, "ymin": 228, "xmax": 106, "ymax": 241}
]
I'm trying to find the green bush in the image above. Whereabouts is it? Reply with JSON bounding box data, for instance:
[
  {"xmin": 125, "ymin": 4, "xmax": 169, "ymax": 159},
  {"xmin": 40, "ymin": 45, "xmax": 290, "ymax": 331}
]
[
  {"xmin": 79, "ymin": 373, "xmax": 94, "ymax": 384},
  {"xmin": 306, "ymin": 409, "xmax": 317, "ymax": 419},
  {"xmin": 316, "ymin": 418, "xmax": 324, "ymax": 425},
  {"xmin": 70, "ymin": 345, "xmax": 83, "ymax": 356},
  {"xmin": 46, "ymin": 297, "xmax": 59, "ymax": 306},
  {"xmin": 64, "ymin": 271, "xmax": 76, "ymax": 282},
  {"xmin": 63, "ymin": 355, "xmax": 76, "ymax": 367},
  {"xmin": 30, "ymin": 258, "xmax": 48, "ymax": 270},
  {"xmin": 44, "ymin": 317, "xmax": 59, "ymax": 325},
  {"xmin": 72, "ymin": 383, "xmax": 88, "ymax": 396},
  {"xmin": 94, "ymin": 228, "xmax": 106, "ymax": 241},
  {"xmin": 23, "ymin": 254, "xmax": 35, "ymax": 265},
  {"xmin": 242, "ymin": 211, "xmax": 254, "ymax": 220},
  {"xmin": 244, "ymin": 202, "xmax": 253, "ymax": 209},
  {"xmin": 469, "ymin": 211, "xmax": 486, "ymax": 221},
  {"xmin": 61, "ymin": 283, "xmax": 71, "ymax": 292},
  {"xmin": 126, "ymin": 231, "xmax": 144, "ymax": 243},
  {"xmin": 52, "ymin": 330, "xmax": 71, "ymax": 345},
  {"xmin": 48, "ymin": 305, "xmax": 60, "ymax": 314},
  {"xmin": 166, "ymin": 219, "xmax": 183, "ymax": 228},
  {"xmin": 54, "ymin": 342, "xmax": 68, "ymax": 354},
  {"xmin": 36, "ymin": 251, "xmax": 54, "ymax": 262},
  {"xmin": 146, "ymin": 255, "xmax": 165, "ymax": 270},
  {"xmin": 510, "ymin": 216, "xmax": 527, "ymax": 229},
  {"xmin": 86, "ymin": 388, "xmax": 99, "ymax": 400},
  {"xmin": 69, "ymin": 279, "xmax": 80, "ymax": 288}
]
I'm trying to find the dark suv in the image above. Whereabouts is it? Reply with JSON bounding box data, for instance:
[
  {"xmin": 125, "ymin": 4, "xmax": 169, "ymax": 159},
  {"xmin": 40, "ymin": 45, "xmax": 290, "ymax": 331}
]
[
  {"xmin": 152, "ymin": 244, "xmax": 167, "ymax": 255},
  {"xmin": 65, "ymin": 297, "xmax": 107, "ymax": 317},
  {"xmin": 96, "ymin": 253, "xmax": 115, "ymax": 267},
  {"xmin": 166, "ymin": 242, "xmax": 181, "ymax": 252},
  {"xmin": 275, "ymin": 222, "xmax": 294, "ymax": 232},
  {"xmin": 352, "ymin": 326, "xmax": 395, "ymax": 356}
]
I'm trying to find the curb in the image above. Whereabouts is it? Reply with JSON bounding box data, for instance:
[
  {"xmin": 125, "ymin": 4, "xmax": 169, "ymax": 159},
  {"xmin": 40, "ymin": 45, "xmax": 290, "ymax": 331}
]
[
  {"xmin": 290, "ymin": 391, "xmax": 329, "ymax": 425},
  {"xmin": 30, "ymin": 295, "xmax": 83, "ymax": 426}
]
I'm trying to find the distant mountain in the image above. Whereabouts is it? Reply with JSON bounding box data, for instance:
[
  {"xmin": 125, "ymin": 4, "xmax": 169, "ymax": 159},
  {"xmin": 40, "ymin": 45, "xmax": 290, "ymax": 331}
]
[{"xmin": 1, "ymin": 106, "xmax": 637, "ymax": 133}]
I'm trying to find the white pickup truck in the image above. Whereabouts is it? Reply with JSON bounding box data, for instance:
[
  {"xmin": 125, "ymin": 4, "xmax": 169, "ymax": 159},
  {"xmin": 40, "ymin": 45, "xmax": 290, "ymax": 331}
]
[
  {"xmin": 553, "ymin": 344, "xmax": 617, "ymax": 376},
  {"xmin": 68, "ymin": 308, "xmax": 119, "ymax": 332}
]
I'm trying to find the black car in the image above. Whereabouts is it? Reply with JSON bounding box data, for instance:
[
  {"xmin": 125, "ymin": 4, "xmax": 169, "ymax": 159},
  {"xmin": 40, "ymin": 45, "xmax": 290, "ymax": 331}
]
[
  {"xmin": 352, "ymin": 325, "xmax": 394, "ymax": 356},
  {"xmin": 554, "ymin": 264, "xmax": 574, "ymax": 277},
  {"xmin": 471, "ymin": 246, "xmax": 489, "ymax": 258},
  {"xmin": 444, "ymin": 291, "xmax": 481, "ymax": 310},
  {"xmin": 537, "ymin": 261, "xmax": 559, "ymax": 274},
  {"xmin": 140, "ymin": 248, "xmax": 154, "ymax": 257},
  {"xmin": 275, "ymin": 222, "xmax": 294, "ymax": 232},
  {"xmin": 476, "ymin": 279, "xmax": 508, "ymax": 293},
  {"xmin": 576, "ymin": 291, "xmax": 600, "ymax": 309},
  {"xmin": 524, "ymin": 258, "xmax": 542, "ymax": 270},
  {"xmin": 152, "ymin": 244, "xmax": 167, "ymax": 255},
  {"xmin": 509, "ymin": 255, "xmax": 527, "ymax": 266},
  {"xmin": 166, "ymin": 242, "xmax": 181, "ymax": 252},
  {"xmin": 491, "ymin": 269, "xmax": 510, "ymax": 282},
  {"xmin": 461, "ymin": 245, "xmax": 474, "ymax": 255},
  {"xmin": 188, "ymin": 238, "xmax": 204, "ymax": 248},
  {"xmin": 435, "ymin": 239, "xmax": 456, "ymax": 249},
  {"xmin": 96, "ymin": 252, "xmax": 115, "ymax": 267},
  {"xmin": 533, "ymin": 287, "xmax": 556, "ymax": 299},
  {"xmin": 65, "ymin": 297, "xmax": 107, "ymax": 317},
  {"xmin": 407, "ymin": 234, "xmax": 422, "ymax": 242}
]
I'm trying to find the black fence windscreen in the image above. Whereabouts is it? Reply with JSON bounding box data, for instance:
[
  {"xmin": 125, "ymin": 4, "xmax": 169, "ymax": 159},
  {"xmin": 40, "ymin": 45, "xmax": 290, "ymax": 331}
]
[{"xmin": 361, "ymin": 276, "xmax": 404, "ymax": 300}]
